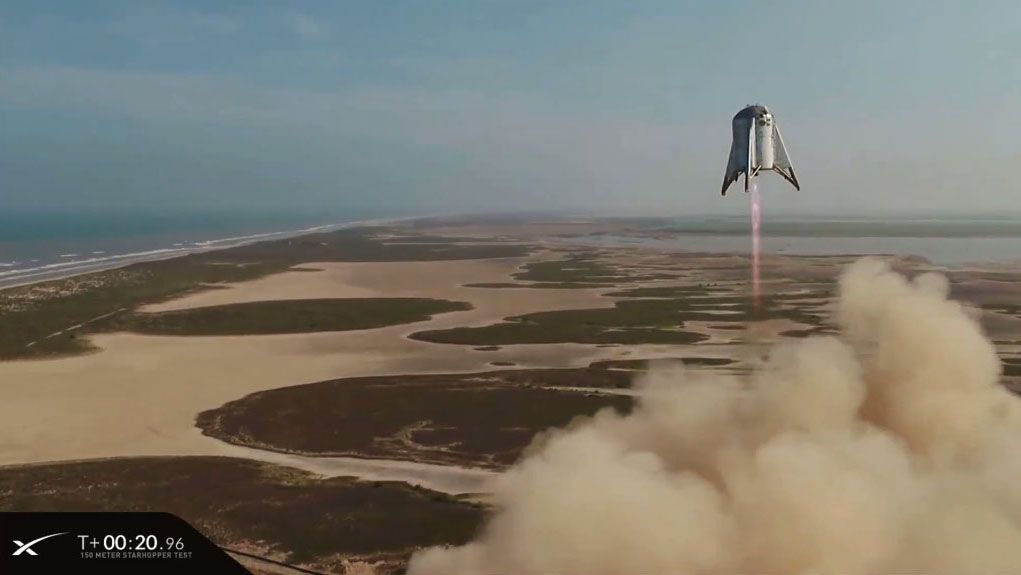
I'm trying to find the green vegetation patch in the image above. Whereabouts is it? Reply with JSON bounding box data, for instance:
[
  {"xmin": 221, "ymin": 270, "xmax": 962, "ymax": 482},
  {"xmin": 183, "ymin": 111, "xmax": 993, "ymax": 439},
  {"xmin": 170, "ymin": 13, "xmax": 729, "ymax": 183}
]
[
  {"xmin": 512, "ymin": 253, "xmax": 623, "ymax": 285},
  {"xmin": 984, "ymin": 303, "xmax": 1021, "ymax": 319},
  {"xmin": 590, "ymin": 357, "xmax": 735, "ymax": 370},
  {"xmin": 0, "ymin": 456, "xmax": 483, "ymax": 570},
  {"xmin": 463, "ymin": 253, "xmax": 646, "ymax": 289},
  {"xmin": 504, "ymin": 254, "xmax": 680, "ymax": 288},
  {"xmin": 411, "ymin": 319, "xmax": 706, "ymax": 346},
  {"xmin": 101, "ymin": 298, "xmax": 470, "ymax": 336},
  {"xmin": 375, "ymin": 234, "xmax": 508, "ymax": 244},
  {"xmin": 608, "ymin": 285, "xmax": 830, "ymax": 301},
  {"xmin": 781, "ymin": 327, "xmax": 833, "ymax": 338},
  {"xmin": 198, "ymin": 369, "xmax": 632, "ymax": 469},
  {"xmin": 409, "ymin": 300, "xmax": 710, "ymax": 346},
  {"xmin": 1003, "ymin": 356, "xmax": 1021, "ymax": 377},
  {"xmin": 411, "ymin": 286, "xmax": 825, "ymax": 345},
  {"xmin": 224, "ymin": 227, "xmax": 531, "ymax": 264},
  {"xmin": 604, "ymin": 285, "xmax": 714, "ymax": 298},
  {"xmin": 464, "ymin": 281, "xmax": 609, "ymax": 289}
]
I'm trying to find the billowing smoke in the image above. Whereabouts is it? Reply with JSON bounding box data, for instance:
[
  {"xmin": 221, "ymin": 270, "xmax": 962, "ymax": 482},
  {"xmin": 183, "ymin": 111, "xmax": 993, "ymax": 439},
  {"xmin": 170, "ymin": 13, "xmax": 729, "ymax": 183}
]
[{"xmin": 409, "ymin": 258, "xmax": 1021, "ymax": 575}]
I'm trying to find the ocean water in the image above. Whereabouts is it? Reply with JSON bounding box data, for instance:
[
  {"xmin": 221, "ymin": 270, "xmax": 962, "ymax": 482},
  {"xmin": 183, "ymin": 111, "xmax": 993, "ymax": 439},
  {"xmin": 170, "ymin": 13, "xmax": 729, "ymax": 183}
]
[{"xmin": 0, "ymin": 210, "xmax": 382, "ymax": 288}]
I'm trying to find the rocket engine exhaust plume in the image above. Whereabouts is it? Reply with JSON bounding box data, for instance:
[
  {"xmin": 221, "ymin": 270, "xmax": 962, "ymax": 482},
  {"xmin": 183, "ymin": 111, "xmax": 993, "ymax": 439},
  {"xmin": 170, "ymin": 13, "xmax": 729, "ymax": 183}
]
[
  {"xmin": 409, "ymin": 258, "xmax": 1021, "ymax": 575},
  {"xmin": 750, "ymin": 181, "xmax": 762, "ymax": 312}
]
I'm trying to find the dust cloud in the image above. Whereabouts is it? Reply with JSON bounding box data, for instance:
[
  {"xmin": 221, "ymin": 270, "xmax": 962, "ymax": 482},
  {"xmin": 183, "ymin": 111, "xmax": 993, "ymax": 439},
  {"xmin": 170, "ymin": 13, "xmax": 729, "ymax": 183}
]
[{"xmin": 409, "ymin": 258, "xmax": 1021, "ymax": 575}]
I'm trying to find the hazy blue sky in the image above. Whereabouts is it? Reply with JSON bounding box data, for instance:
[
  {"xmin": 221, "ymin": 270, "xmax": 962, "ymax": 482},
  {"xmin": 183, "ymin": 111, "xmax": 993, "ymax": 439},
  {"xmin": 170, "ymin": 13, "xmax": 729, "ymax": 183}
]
[{"xmin": 2, "ymin": 1, "xmax": 1020, "ymax": 217}]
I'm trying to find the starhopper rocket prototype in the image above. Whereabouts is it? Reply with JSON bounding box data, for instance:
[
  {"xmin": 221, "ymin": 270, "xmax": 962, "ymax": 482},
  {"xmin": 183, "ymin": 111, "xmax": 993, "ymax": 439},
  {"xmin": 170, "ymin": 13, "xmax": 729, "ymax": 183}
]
[{"xmin": 721, "ymin": 105, "xmax": 800, "ymax": 195}]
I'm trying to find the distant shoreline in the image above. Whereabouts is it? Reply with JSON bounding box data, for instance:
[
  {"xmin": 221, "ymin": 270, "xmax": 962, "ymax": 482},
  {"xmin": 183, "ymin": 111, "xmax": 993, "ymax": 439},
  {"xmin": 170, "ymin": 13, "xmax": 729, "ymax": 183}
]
[
  {"xmin": 6, "ymin": 213, "xmax": 1020, "ymax": 290},
  {"xmin": 0, "ymin": 217, "xmax": 403, "ymax": 291}
]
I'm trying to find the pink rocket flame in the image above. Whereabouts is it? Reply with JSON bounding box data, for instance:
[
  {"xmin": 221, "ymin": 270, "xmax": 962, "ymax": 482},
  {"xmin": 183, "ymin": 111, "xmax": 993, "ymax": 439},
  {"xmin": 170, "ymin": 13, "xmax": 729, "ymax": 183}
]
[{"xmin": 750, "ymin": 181, "xmax": 762, "ymax": 312}]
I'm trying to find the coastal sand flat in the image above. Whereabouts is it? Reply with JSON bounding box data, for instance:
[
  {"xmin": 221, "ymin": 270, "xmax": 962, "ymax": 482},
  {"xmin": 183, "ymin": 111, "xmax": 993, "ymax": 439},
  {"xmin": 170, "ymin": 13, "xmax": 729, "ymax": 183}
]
[
  {"xmin": 2, "ymin": 247, "xmax": 940, "ymax": 488},
  {"xmin": 0, "ymin": 258, "xmax": 641, "ymax": 469}
]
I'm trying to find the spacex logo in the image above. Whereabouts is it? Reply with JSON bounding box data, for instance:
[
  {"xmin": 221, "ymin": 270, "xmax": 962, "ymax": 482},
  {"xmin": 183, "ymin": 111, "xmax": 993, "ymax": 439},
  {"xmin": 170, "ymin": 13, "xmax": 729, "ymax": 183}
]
[{"xmin": 11, "ymin": 532, "xmax": 67, "ymax": 556}]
